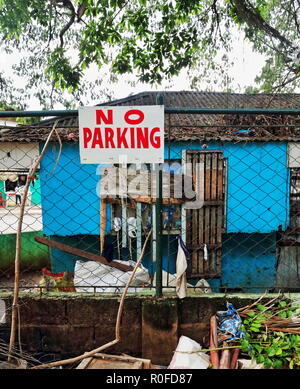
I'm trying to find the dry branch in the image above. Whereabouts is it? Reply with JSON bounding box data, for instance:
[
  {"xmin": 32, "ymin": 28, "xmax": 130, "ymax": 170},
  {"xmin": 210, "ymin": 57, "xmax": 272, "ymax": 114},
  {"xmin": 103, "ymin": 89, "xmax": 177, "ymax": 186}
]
[{"xmin": 8, "ymin": 121, "xmax": 60, "ymax": 361}]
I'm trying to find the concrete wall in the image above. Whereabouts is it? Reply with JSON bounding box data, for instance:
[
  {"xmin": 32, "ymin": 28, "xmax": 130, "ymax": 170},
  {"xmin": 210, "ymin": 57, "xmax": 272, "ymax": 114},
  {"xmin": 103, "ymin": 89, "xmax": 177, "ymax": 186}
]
[
  {"xmin": 276, "ymin": 246, "xmax": 300, "ymax": 289},
  {"xmin": 0, "ymin": 293, "xmax": 288, "ymax": 365}
]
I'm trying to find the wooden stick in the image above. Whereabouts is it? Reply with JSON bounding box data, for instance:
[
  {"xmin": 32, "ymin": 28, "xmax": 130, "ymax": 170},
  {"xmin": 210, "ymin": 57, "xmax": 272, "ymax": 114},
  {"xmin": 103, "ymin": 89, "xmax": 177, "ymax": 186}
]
[
  {"xmin": 100, "ymin": 198, "xmax": 106, "ymax": 254},
  {"xmin": 267, "ymin": 327, "xmax": 300, "ymax": 334},
  {"xmin": 31, "ymin": 229, "xmax": 152, "ymax": 369},
  {"xmin": 8, "ymin": 121, "xmax": 60, "ymax": 362},
  {"xmin": 237, "ymin": 292, "xmax": 267, "ymax": 313},
  {"xmin": 209, "ymin": 315, "xmax": 219, "ymax": 369},
  {"xmin": 34, "ymin": 236, "xmax": 133, "ymax": 272},
  {"xmin": 219, "ymin": 342, "xmax": 230, "ymax": 369},
  {"xmin": 230, "ymin": 347, "xmax": 240, "ymax": 369}
]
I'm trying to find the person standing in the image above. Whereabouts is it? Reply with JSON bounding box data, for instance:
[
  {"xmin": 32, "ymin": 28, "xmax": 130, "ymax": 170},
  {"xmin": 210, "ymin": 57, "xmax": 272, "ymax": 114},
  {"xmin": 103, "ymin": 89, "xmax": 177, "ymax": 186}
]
[{"xmin": 15, "ymin": 183, "xmax": 23, "ymax": 205}]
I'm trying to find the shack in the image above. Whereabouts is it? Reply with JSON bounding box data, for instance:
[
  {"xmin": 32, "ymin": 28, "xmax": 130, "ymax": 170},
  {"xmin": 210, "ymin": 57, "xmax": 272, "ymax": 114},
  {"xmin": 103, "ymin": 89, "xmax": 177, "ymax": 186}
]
[{"xmin": 1, "ymin": 91, "xmax": 300, "ymax": 292}]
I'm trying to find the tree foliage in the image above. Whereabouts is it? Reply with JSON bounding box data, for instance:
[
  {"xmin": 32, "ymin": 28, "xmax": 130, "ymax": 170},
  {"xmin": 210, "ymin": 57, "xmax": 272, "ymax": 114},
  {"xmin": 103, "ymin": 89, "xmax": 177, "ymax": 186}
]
[
  {"xmin": 0, "ymin": 0, "xmax": 299, "ymax": 108},
  {"xmin": 229, "ymin": 0, "xmax": 300, "ymax": 92}
]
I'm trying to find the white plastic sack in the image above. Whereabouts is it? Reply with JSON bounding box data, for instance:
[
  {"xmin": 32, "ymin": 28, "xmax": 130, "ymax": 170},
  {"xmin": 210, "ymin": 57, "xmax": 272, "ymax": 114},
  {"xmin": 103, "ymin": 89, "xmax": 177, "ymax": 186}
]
[
  {"xmin": 168, "ymin": 336, "xmax": 210, "ymax": 369},
  {"xmin": 193, "ymin": 279, "xmax": 212, "ymax": 294},
  {"xmin": 0, "ymin": 300, "xmax": 6, "ymax": 324},
  {"xmin": 153, "ymin": 271, "xmax": 212, "ymax": 294},
  {"xmin": 238, "ymin": 359, "xmax": 264, "ymax": 369},
  {"xmin": 74, "ymin": 259, "xmax": 150, "ymax": 293}
]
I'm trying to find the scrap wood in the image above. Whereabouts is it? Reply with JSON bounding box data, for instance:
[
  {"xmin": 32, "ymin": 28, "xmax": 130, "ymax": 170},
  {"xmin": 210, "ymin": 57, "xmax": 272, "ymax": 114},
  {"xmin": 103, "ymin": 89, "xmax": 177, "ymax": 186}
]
[
  {"xmin": 209, "ymin": 314, "xmax": 240, "ymax": 369},
  {"xmin": 238, "ymin": 293, "xmax": 283, "ymax": 315},
  {"xmin": 237, "ymin": 292, "xmax": 268, "ymax": 313},
  {"xmin": 121, "ymin": 353, "xmax": 164, "ymax": 369},
  {"xmin": 31, "ymin": 229, "xmax": 152, "ymax": 369},
  {"xmin": 102, "ymin": 197, "xmax": 136, "ymax": 209},
  {"xmin": 76, "ymin": 353, "xmax": 151, "ymax": 369},
  {"xmin": 230, "ymin": 347, "xmax": 240, "ymax": 369},
  {"xmin": 34, "ymin": 235, "xmax": 133, "ymax": 272},
  {"xmin": 131, "ymin": 196, "xmax": 184, "ymax": 205},
  {"xmin": 0, "ymin": 339, "xmax": 41, "ymax": 368},
  {"xmin": 266, "ymin": 327, "xmax": 300, "ymax": 334},
  {"xmin": 239, "ymin": 295, "xmax": 300, "ymax": 335},
  {"xmin": 209, "ymin": 315, "xmax": 219, "ymax": 369},
  {"xmin": 219, "ymin": 342, "xmax": 230, "ymax": 369}
]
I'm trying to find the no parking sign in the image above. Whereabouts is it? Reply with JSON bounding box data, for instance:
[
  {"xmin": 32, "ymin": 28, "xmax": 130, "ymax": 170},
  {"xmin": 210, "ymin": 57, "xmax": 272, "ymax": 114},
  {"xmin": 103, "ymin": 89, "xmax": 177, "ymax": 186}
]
[{"xmin": 79, "ymin": 105, "xmax": 164, "ymax": 164}]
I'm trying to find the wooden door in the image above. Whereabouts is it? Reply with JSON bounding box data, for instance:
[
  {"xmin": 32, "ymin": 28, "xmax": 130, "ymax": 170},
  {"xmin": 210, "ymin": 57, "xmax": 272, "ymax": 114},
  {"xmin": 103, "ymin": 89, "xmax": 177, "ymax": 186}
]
[{"xmin": 185, "ymin": 150, "xmax": 226, "ymax": 278}]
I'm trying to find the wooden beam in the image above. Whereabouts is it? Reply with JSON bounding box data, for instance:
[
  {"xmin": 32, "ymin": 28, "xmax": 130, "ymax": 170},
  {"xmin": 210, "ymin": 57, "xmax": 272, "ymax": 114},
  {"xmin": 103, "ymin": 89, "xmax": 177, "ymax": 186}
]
[
  {"xmin": 134, "ymin": 196, "xmax": 184, "ymax": 205},
  {"xmin": 34, "ymin": 235, "xmax": 133, "ymax": 272},
  {"xmin": 102, "ymin": 197, "xmax": 136, "ymax": 209}
]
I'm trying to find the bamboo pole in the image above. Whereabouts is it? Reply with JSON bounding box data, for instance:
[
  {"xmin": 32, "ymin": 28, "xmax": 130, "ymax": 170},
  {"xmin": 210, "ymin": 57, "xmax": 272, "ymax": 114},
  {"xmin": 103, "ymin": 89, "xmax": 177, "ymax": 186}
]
[
  {"xmin": 8, "ymin": 121, "xmax": 59, "ymax": 362},
  {"xmin": 100, "ymin": 198, "xmax": 106, "ymax": 254},
  {"xmin": 31, "ymin": 229, "xmax": 152, "ymax": 369}
]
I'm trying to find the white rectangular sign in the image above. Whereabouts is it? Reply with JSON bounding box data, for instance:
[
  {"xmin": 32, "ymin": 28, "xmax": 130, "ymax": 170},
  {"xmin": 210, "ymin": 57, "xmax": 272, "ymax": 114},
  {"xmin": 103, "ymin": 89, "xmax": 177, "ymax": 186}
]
[{"xmin": 78, "ymin": 105, "xmax": 164, "ymax": 164}]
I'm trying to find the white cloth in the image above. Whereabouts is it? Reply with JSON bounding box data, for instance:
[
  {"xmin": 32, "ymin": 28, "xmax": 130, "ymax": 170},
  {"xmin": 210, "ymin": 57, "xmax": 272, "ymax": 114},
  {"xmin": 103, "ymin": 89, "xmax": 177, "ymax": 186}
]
[
  {"xmin": 175, "ymin": 238, "xmax": 188, "ymax": 299},
  {"xmin": 203, "ymin": 244, "xmax": 208, "ymax": 261}
]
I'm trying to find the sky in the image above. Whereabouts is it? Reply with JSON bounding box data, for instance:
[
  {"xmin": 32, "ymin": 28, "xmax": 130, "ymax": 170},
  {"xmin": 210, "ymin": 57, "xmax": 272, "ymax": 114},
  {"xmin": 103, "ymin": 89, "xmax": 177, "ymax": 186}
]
[
  {"xmin": 0, "ymin": 29, "xmax": 269, "ymax": 109},
  {"xmin": 85, "ymin": 31, "xmax": 268, "ymax": 102}
]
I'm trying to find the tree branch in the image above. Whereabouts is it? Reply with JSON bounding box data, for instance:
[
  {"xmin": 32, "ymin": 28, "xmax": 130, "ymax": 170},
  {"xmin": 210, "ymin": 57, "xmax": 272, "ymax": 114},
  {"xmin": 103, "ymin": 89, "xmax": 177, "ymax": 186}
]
[
  {"xmin": 50, "ymin": 0, "xmax": 76, "ymax": 47},
  {"xmin": 230, "ymin": 0, "xmax": 294, "ymax": 48},
  {"xmin": 292, "ymin": 0, "xmax": 300, "ymax": 35}
]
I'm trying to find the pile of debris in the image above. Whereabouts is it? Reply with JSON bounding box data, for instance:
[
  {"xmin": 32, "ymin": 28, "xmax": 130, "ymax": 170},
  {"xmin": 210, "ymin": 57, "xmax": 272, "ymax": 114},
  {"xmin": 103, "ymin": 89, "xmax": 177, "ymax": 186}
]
[{"xmin": 168, "ymin": 296, "xmax": 300, "ymax": 370}]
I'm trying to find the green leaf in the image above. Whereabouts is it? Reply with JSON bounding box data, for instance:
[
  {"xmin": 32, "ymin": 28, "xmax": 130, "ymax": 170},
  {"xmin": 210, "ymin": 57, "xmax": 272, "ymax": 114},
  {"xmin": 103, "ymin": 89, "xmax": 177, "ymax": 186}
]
[
  {"xmin": 266, "ymin": 346, "xmax": 276, "ymax": 357},
  {"xmin": 279, "ymin": 301, "xmax": 287, "ymax": 308},
  {"xmin": 273, "ymin": 359, "xmax": 283, "ymax": 369},
  {"xmin": 278, "ymin": 312, "xmax": 287, "ymax": 318},
  {"xmin": 241, "ymin": 339, "xmax": 250, "ymax": 352},
  {"xmin": 251, "ymin": 322, "xmax": 262, "ymax": 328},
  {"xmin": 257, "ymin": 304, "xmax": 266, "ymax": 311},
  {"xmin": 256, "ymin": 354, "xmax": 265, "ymax": 364},
  {"xmin": 264, "ymin": 358, "xmax": 273, "ymax": 369},
  {"xmin": 253, "ymin": 344, "xmax": 263, "ymax": 353},
  {"xmin": 250, "ymin": 327, "xmax": 261, "ymax": 332}
]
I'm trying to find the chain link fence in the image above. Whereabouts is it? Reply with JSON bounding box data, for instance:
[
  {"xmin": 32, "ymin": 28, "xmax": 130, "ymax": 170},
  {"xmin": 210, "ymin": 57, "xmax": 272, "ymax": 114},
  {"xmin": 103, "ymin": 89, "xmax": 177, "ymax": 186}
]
[{"xmin": 1, "ymin": 103, "xmax": 300, "ymax": 295}]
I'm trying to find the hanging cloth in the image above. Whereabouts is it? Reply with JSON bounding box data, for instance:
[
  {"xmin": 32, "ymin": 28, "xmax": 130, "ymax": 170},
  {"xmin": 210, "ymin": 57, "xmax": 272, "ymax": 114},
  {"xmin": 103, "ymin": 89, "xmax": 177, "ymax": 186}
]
[{"xmin": 175, "ymin": 235, "xmax": 190, "ymax": 299}]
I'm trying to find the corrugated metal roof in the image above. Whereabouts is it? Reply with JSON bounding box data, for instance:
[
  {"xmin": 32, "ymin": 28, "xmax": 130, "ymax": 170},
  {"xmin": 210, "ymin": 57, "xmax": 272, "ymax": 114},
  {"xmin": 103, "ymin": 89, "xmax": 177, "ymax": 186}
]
[{"xmin": 1, "ymin": 91, "xmax": 300, "ymax": 142}]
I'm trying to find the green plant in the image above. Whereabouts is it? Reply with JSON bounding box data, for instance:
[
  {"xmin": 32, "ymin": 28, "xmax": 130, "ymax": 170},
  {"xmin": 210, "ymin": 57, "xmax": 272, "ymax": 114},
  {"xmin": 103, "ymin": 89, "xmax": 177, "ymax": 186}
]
[{"xmin": 239, "ymin": 301, "xmax": 300, "ymax": 369}]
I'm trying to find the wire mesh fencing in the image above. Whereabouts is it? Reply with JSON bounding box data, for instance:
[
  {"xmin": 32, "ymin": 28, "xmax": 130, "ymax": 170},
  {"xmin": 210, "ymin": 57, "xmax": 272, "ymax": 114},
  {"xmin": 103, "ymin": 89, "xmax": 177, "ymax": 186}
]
[{"xmin": 0, "ymin": 109, "xmax": 300, "ymax": 295}]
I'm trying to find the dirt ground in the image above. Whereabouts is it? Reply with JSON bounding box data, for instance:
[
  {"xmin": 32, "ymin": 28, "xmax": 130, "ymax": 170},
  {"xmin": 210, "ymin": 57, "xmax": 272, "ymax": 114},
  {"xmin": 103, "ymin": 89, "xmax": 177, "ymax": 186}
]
[{"xmin": 0, "ymin": 270, "xmax": 42, "ymax": 291}]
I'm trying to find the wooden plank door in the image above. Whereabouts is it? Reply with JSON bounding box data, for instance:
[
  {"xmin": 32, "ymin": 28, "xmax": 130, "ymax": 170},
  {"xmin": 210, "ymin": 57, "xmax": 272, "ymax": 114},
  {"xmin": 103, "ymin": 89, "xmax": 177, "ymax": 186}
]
[{"xmin": 186, "ymin": 150, "xmax": 226, "ymax": 278}]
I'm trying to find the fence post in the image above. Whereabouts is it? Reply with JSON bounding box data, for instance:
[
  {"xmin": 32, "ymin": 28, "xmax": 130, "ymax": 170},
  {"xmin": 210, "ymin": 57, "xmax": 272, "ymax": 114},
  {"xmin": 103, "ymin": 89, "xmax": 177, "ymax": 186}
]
[{"xmin": 155, "ymin": 93, "xmax": 164, "ymax": 297}]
